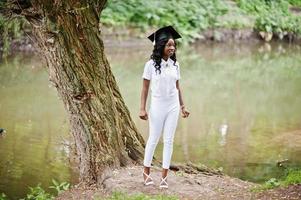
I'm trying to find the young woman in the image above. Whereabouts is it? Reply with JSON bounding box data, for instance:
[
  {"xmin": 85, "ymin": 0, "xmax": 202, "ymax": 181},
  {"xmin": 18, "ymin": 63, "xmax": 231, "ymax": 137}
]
[{"xmin": 139, "ymin": 26, "xmax": 190, "ymax": 189}]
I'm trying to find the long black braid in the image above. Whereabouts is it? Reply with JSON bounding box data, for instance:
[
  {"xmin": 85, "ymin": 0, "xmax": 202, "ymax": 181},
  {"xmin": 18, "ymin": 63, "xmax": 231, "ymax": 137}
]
[{"xmin": 150, "ymin": 38, "xmax": 178, "ymax": 74}]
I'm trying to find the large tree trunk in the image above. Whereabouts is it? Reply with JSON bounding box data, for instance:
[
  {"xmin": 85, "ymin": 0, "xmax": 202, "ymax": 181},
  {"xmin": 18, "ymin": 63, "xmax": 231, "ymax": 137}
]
[{"xmin": 4, "ymin": 0, "xmax": 145, "ymax": 184}]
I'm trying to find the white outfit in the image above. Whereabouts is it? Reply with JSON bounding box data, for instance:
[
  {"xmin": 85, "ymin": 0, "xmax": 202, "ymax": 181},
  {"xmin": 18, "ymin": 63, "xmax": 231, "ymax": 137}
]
[{"xmin": 142, "ymin": 58, "xmax": 181, "ymax": 169}]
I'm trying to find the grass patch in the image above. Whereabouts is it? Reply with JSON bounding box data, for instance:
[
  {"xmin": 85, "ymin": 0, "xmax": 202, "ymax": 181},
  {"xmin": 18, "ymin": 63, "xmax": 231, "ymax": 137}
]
[
  {"xmin": 99, "ymin": 191, "xmax": 179, "ymax": 200},
  {"xmin": 282, "ymin": 168, "xmax": 301, "ymax": 186},
  {"xmin": 0, "ymin": 180, "xmax": 70, "ymax": 200},
  {"xmin": 251, "ymin": 168, "xmax": 301, "ymax": 192}
]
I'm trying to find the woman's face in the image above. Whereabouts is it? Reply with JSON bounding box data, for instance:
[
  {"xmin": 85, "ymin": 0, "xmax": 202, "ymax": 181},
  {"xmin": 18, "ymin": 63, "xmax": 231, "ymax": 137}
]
[{"xmin": 163, "ymin": 38, "xmax": 176, "ymax": 58}]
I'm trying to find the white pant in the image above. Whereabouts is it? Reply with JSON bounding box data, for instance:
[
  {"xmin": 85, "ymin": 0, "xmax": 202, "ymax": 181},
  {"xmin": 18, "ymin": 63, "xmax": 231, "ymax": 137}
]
[{"xmin": 143, "ymin": 94, "xmax": 180, "ymax": 169}]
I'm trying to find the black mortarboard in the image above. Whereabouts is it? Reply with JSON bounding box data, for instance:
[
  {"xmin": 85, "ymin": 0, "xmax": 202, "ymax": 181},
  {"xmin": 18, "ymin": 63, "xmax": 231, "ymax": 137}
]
[{"xmin": 147, "ymin": 26, "xmax": 181, "ymax": 46}]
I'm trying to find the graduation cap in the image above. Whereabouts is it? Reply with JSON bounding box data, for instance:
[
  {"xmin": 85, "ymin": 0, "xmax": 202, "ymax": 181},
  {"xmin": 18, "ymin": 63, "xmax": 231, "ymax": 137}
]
[{"xmin": 147, "ymin": 26, "xmax": 181, "ymax": 46}]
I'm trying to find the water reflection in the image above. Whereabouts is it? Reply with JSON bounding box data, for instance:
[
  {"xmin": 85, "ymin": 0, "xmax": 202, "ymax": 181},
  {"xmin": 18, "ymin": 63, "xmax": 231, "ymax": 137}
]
[
  {"xmin": 107, "ymin": 41, "xmax": 301, "ymax": 183},
  {"xmin": 0, "ymin": 41, "xmax": 301, "ymax": 199},
  {"xmin": 0, "ymin": 55, "xmax": 77, "ymax": 199}
]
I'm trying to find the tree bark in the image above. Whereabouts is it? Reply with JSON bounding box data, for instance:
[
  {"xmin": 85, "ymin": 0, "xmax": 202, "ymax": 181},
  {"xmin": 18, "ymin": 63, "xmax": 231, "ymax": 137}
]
[{"xmin": 4, "ymin": 0, "xmax": 145, "ymax": 184}]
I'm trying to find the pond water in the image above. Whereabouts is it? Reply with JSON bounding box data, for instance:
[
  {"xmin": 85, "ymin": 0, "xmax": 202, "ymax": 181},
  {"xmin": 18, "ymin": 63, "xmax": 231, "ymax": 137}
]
[{"xmin": 0, "ymin": 41, "xmax": 301, "ymax": 199}]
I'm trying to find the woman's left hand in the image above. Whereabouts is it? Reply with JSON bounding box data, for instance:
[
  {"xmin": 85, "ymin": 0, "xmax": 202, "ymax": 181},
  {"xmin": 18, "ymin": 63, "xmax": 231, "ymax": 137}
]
[{"xmin": 181, "ymin": 106, "xmax": 190, "ymax": 118}]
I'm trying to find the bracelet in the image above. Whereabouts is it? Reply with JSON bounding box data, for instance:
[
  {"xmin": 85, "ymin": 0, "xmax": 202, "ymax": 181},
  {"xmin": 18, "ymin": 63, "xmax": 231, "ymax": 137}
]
[{"xmin": 180, "ymin": 105, "xmax": 185, "ymax": 109}]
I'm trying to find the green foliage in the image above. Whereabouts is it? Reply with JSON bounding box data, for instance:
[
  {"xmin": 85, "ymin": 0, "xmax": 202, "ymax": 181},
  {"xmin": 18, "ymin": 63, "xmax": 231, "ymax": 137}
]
[
  {"xmin": 101, "ymin": 0, "xmax": 228, "ymax": 42},
  {"xmin": 101, "ymin": 0, "xmax": 301, "ymax": 41},
  {"xmin": 15, "ymin": 180, "xmax": 70, "ymax": 200},
  {"xmin": 265, "ymin": 178, "xmax": 281, "ymax": 189},
  {"xmin": 255, "ymin": 9, "xmax": 301, "ymax": 35},
  {"xmin": 22, "ymin": 185, "xmax": 54, "ymax": 200},
  {"xmin": 0, "ymin": 193, "xmax": 9, "ymax": 200},
  {"xmin": 0, "ymin": 14, "xmax": 27, "ymax": 57},
  {"xmin": 1, "ymin": 0, "xmax": 300, "ymax": 54},
  {"xmin": 102, "ymin": 191, "xmax": 179, "ymax": 200},
  {"xmin": 237, "ymin": 0, "xmax": 290, "ymax": 14},
  {"xmin": 237, "ymin": 0, "xmax": 301, "ymax": 36},
  {"xmin": 251, "ymin": 178, "xmax": 282, "ymax": 192},
  {"xmin": 48, "ymin": 179, "xmax": 70, "ymax": 195},
  {"xmin": 282, "ymin": 168, "xmax": 301, "ymax": 185},
  {"xmin": 289, "ymin": 0, "xmax": 301, "ymax": 7},
  {"xmin": 252, "ymin": 168, "xmax": 301, "ymax": 192}
]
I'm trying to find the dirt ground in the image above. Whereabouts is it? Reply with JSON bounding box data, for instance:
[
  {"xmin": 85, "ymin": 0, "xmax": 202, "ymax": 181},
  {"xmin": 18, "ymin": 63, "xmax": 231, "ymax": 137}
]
[
  {"xmin": 56, "ymin": 165, "xmax": 301, "ymax": 200},
  {"xmin": 56, "ymin": 165, "xmax": 258, "ymax": 200},
  {"xmin": 256, "ymin": 184, "xmax": 301, "ymax": 200}
]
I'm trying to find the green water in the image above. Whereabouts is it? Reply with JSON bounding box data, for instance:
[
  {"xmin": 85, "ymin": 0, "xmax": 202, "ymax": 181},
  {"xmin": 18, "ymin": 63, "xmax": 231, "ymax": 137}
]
[
  {"xmin": 0, "ymin": 55, "xmax": 77, "ymax": 199},
  {"xmin": 109, "ymin": 41, "xmax": 301, "ymax": 182},
  {"xmin": 0, "ymin": 42, "xmax": 301, "ymax": 199}
]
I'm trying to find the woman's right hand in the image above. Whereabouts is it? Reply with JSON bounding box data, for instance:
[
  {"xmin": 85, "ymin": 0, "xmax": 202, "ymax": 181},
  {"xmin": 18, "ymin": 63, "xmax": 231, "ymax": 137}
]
[{"xmin": 139, "ymin": 109, "xmax": 148, "ymax": 120}]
